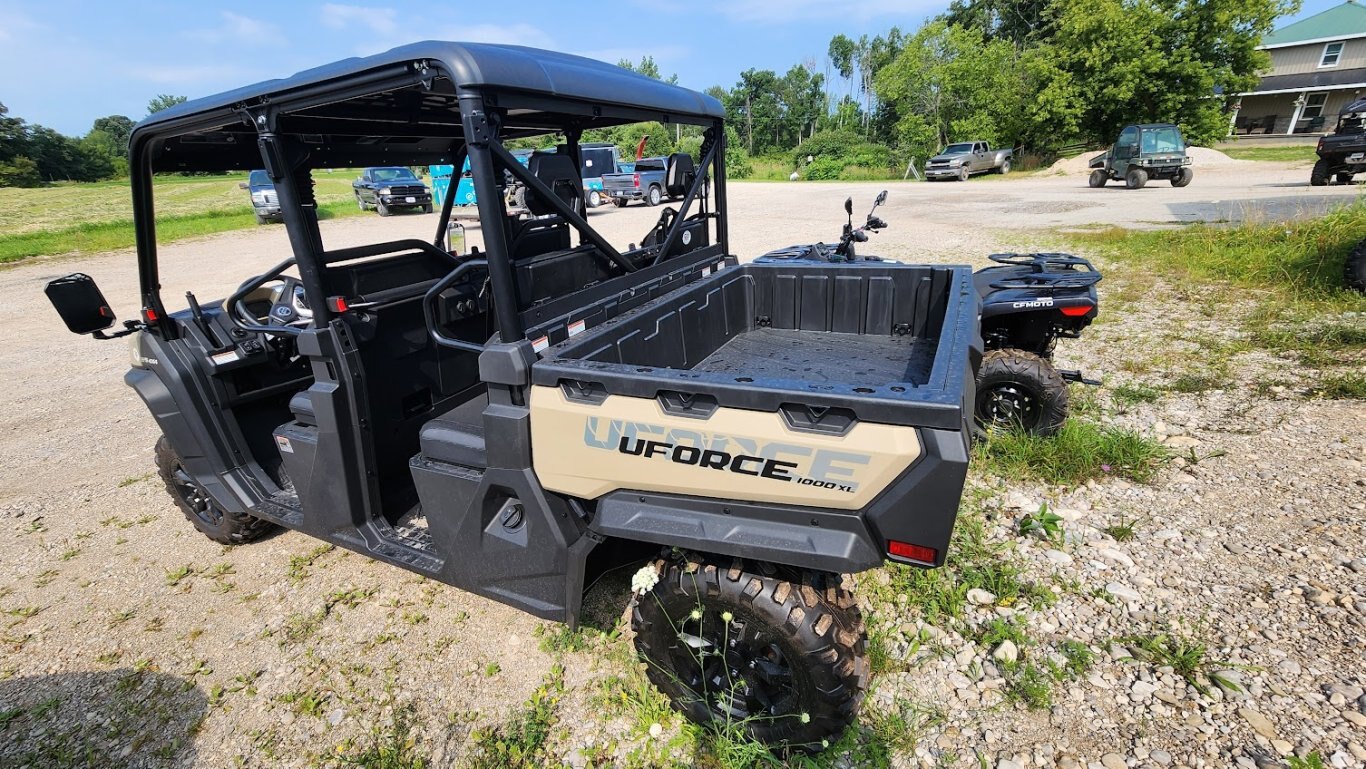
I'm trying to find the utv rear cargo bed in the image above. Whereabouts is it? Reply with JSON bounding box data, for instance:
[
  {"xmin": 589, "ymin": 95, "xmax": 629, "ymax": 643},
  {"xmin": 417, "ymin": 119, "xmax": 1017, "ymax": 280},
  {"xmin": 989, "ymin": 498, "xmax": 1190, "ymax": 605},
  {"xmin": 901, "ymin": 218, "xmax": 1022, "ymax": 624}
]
[{"xmin": 534, "ymin": 262, "xmax": 979, "ymax": 429}]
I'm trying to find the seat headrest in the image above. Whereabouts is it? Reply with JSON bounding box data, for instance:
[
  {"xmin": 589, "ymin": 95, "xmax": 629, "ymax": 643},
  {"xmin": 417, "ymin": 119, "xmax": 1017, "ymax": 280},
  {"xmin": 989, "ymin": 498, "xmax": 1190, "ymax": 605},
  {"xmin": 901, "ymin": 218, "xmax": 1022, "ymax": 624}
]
[
  {"xmin": 526, "ymin": 152, "xmax": 581, "ymax": 216},
  {"xmin": 666, "ymin": 153, "xmax": 696, "ymax": 197}
]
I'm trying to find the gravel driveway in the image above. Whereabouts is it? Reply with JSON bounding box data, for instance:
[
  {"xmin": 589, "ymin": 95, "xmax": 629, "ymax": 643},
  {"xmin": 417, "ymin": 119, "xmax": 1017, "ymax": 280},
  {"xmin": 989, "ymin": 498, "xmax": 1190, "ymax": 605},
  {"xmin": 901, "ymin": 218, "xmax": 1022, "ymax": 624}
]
[{"xmin": 0, "ymin": 163, "xmax": 1362, "ymax": 768}]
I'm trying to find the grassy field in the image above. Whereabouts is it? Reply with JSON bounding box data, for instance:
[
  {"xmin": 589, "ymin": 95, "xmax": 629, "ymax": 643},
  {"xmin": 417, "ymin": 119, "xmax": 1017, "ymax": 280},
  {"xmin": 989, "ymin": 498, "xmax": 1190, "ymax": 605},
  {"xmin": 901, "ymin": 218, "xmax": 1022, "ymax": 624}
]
[
  {"xmin": 0, "ymin": 171, "xmax": 368, "ymax": 263},
  {"xmin": 1217, "ymin": 144, "xmax": 1318, "ymax": 163}
]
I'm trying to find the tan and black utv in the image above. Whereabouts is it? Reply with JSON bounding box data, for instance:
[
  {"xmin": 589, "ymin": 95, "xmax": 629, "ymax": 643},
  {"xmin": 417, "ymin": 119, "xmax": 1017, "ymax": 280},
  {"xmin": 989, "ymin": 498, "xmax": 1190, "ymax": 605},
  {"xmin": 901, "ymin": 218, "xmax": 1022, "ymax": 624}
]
[{"xmin": 43, "ymin": 42, "xmax": 980, "ymax": 750}]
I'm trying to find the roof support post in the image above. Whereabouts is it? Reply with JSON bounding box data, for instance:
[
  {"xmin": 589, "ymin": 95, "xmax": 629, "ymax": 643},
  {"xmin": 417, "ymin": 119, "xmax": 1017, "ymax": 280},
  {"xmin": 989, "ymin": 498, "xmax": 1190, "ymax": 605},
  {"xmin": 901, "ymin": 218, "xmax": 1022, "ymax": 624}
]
[
  {"xmin": 712, "ymin": 119, "xmax": 729, "ymax": 256},
  {"xmin": 258, "ymin": 133, "xmax": 332, "ymax": 326},
  {"xmin": 459, "ymin": 92, "xmax": 523, "ymax": 343},
  {"xmin": 1289, "ymin": 90, "xmax": 1310, "ymax": 135}
]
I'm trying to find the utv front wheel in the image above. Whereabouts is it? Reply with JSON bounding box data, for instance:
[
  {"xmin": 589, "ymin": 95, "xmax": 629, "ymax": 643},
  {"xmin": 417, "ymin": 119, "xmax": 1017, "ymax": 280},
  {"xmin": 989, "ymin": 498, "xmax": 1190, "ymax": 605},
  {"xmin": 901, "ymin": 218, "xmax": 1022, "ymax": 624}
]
[
  {"xmin": 1088, "ymin": 169, "xmax": 1107, "ymax": 188},
  {"xmin": 1172, "ymin": 168, "xmax": 1194, "ymax": 187},
  {"xmin": 1311, "ymin": 159, "xmax": 1331, "ymax": 186},
  {"xmin": 632, "ymin": 556, "xmax": 867, "ymax": 750},
  {"xmin": 974, "ymin": 349, "xmax": 1069, "ymax": 436},
  {"xmin": 1346, "ymin": 238, "xmax": 1366, "ymax": 292},
  {"xmin": 155, "ymin": 437, "xmax": 275, "ymax": 545},
  {"xmin": 1125, "ymin": 168, "xmax": 1148, "ymax": 190}
]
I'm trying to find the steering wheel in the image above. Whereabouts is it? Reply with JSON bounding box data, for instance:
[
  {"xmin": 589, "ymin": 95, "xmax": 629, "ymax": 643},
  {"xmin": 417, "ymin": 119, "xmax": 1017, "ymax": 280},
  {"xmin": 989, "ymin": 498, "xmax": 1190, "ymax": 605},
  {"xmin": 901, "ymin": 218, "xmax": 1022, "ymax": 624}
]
[{"xmin": 230, "ymin": 274, "xmax": 312, "ymax": 335}]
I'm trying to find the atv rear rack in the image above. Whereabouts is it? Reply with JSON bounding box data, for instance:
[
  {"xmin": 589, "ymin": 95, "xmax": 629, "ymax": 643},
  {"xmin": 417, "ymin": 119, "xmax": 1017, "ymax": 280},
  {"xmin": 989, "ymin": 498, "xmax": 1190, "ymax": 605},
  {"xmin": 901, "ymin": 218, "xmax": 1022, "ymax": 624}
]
[{"xmin": 985, "ymin": 253, "xmax": 1102, "ymax": 291}]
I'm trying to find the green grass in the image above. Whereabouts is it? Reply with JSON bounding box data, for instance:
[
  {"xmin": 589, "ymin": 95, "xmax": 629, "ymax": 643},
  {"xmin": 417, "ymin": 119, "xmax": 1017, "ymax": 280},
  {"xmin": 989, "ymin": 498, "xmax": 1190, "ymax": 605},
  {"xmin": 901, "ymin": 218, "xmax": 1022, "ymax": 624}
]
[
  {"xmin": 974, "ymin": 420, "xmax": 1170, "ymax": 487},
  {"xmin": 1218, "ymin": 144, "xmax": 1318, "ymax": 163},
  {"xmin": 0, "ymin": 199, "xmax": 364, "ymax": 264},
  {"xmin": 1311, "ymin": 370, "xmax": 1366, "ymax": 398},
  {"xmin": 1110, "ymin": 382, "xmax": 1162, "ymax": 406},
  {"xmin": 1119, "ymin": 631, "xmax": 1241, "ymax": 695},
  {"xmin": 466, "ymin": 666, "xmax": 564, "ymax": 769}
]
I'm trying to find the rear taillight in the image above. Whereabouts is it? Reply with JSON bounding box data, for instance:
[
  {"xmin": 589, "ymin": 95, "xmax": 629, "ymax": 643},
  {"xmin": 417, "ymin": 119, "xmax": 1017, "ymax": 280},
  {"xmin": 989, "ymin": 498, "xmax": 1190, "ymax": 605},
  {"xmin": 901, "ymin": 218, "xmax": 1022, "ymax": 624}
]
[
  {"xmin": 633, "ymin": 173, "xmax": 640, "ymax": 187},
  {"xmin": 888, "ymin": 540, "xmax": 937, "ymax": 564},
  {"xmin": 1060, "ymin": 305, "xmax": 1093, "ymax": 317}
]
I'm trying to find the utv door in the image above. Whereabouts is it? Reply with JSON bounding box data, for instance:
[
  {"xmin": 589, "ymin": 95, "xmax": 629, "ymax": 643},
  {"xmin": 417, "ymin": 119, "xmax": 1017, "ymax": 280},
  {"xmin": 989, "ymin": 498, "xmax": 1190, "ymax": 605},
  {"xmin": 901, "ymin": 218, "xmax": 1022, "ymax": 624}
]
[{"xmin": 1113, "ymin": 126, "xmax": 1139, "ymax": 171}]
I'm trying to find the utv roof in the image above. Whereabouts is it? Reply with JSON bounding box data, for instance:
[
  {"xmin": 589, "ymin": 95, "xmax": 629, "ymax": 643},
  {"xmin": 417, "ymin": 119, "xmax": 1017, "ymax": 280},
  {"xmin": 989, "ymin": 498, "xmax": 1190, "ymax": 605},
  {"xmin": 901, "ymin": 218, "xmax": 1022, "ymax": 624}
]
[{"xmin": 130, "ymin": 42, "xmax": 724, "ymax": 172}]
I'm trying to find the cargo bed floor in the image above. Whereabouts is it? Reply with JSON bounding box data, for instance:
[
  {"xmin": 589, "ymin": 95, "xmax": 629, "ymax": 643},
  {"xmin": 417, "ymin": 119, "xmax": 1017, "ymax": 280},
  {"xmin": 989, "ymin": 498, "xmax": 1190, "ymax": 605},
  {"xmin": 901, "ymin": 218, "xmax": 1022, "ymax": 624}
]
[{"xmin": 692, "ymin": 328, "xmax": 936, "ymax": 386}]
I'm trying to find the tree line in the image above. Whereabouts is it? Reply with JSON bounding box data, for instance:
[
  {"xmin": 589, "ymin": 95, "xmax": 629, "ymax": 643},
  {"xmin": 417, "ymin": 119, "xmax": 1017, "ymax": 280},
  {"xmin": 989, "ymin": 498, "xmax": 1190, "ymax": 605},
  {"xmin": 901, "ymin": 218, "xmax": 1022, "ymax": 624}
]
[
  {"xmin": 709, "ymin": 0, "xmax": 1293, "ymax": 177},
  {"xmin": 0, "ymin": 95, "xmax": 186, "ymax": 187}
]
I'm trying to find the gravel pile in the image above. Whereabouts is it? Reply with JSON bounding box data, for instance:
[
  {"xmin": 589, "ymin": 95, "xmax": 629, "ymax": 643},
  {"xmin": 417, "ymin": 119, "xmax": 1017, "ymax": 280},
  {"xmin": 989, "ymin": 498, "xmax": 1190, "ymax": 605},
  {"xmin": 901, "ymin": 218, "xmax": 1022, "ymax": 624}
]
[{"xmin": 1046, "ymin": 147, "xmax": 1246, "ymax": 176}]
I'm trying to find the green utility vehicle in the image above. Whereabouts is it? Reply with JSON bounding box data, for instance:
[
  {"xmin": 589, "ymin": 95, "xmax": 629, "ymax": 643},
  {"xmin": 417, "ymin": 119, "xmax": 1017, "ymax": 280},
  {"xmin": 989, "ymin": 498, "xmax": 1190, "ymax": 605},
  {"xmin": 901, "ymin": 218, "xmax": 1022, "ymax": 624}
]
[{"xmin": 1089, "ymin": 123, "xmax": 1194, "ymax": 190}]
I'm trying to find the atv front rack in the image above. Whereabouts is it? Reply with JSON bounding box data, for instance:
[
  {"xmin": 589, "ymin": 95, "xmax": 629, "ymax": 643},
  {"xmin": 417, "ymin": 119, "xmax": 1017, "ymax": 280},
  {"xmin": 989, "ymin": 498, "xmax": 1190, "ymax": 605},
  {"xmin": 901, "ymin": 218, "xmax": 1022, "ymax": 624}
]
[{"xmin": 985, "ymin": 252, "xmax": 1102, "ymax": 291}]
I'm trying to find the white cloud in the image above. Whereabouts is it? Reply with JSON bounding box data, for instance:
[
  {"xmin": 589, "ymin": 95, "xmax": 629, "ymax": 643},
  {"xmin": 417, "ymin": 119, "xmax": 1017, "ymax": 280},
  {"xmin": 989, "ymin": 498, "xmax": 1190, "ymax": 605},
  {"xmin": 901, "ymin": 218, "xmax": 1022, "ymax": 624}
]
[
  {"xmin": 188, "ymin": 11, "xmax": 285, "ymax": 46},
  {"xmin": 320, "ymin": 4, "xmax": 399, "ymax": 35},
  {"xmin": 123, "ymin": 63, "xmax": 251, "ymax": 86}
]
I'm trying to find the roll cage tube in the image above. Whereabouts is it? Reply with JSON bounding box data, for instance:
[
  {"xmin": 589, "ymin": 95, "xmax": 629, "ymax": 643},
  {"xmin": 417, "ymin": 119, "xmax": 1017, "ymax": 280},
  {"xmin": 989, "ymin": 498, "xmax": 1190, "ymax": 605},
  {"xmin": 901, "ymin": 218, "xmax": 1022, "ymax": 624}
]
[
  {"xmin": 433, "ymin": 143, "xmax": 468, "ymax": 250},
  {"xmin": 460, "ymin": 93, "xmax": 523, "ymax": 344},
  {"xmin": 487, "ymin": 142, "xmax": 636, "ymax": 274},
  {"xmin": 651, "ymin": 133, "xmax": 720, "ymax": 267},
  {"xmin": 423, "ymin": 259, "xmax": 489, "ymax": 352}
]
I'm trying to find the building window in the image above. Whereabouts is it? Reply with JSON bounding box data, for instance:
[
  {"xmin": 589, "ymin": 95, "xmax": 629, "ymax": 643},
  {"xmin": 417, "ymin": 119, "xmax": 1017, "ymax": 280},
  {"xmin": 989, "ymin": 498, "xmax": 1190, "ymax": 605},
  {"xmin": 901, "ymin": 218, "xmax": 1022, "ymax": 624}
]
[
  {"xmin": 1303, "ymin": 92, "xmax": 1329, "ymax": 119},
  {"xmin": 1321, "ymin": 41, "xmax": 1345, "ymax": 67}
]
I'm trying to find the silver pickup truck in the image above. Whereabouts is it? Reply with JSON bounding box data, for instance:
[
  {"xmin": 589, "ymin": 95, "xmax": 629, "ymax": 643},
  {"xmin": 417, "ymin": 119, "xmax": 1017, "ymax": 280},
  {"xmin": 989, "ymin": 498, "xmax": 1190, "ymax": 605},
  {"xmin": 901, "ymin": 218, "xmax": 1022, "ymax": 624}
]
[{"xmin": 925, "ymin": 141, "xmax": 1013, "ymax": 181}]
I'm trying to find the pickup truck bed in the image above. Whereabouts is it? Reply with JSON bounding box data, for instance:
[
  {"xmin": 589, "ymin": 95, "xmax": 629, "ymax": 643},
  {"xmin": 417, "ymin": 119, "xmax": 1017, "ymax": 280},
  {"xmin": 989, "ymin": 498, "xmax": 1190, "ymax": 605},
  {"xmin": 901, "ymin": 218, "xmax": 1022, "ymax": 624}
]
[{"xmin": 693, "ymin": 327, "xmax": 937, "ymax": 385}]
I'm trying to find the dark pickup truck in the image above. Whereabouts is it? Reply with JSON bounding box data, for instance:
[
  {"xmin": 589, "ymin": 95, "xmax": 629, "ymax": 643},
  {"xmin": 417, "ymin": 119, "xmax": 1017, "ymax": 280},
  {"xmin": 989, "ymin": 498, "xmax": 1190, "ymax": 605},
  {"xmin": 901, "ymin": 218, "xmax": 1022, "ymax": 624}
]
[
  {"xmin": 353, "ymin": 166, "xmax": 434, "ymax": 215},
  {"xmin": 602, "ymin": 156, "xmax": 670, "ymax": 206},
  {"xmin": 1312, "ymin": 98, "xmax": 1366, "ymax": 186}
]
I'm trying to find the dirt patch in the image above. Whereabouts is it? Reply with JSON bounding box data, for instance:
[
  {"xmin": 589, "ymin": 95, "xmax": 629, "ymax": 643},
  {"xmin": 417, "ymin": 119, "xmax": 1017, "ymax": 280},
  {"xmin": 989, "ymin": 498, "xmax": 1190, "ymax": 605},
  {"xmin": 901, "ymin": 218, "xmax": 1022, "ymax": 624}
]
[{"xmin": 1046, "ymin": 146, "xmax": 1246, "ymax": 176}]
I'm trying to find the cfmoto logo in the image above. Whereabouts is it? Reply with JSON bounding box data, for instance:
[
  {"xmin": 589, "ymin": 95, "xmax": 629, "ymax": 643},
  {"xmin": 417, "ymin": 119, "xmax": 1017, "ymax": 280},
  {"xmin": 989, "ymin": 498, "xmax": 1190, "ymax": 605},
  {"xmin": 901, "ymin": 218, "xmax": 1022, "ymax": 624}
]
[{"xmin": 1012, "ymin": 297, "xmax": 1054, "ymax": 309}]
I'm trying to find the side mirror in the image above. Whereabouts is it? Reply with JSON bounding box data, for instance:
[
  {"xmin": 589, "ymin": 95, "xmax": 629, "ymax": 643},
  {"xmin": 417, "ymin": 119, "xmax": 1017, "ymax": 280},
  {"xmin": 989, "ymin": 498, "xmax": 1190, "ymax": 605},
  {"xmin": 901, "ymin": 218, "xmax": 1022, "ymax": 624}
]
[
  {"xmin": 238, "ymin": 181, "xmax": 249, "ymax": 190},
  {"xmin": 844, "ymin": 197, "xmax": 853, "ymax": 216},
  {"xmin": 45, "ymin": 274, "xmax": 117, "ymax": 335},
  {"xmin": 875, "ymin": 190, "xmax": 888, "ymax": 206}
]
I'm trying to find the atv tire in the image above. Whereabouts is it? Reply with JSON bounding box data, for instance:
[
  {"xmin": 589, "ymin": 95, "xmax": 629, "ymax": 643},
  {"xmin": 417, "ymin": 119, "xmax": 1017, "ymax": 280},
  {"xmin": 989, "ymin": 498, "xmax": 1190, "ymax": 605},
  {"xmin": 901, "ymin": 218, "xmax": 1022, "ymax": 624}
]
[
  {"xmin": 1125, "ymin": 167, "xmax": 1148, "ymax": 190},
  {"xmin": 1346, "ymin": 238, "xmax": 1366, "ymax": 292},
  {"xmin": 155, "ymin": 436, "xmax": 275, "ymax": 545},
  {"xmin": 632, "ymin": 555, "xmax": 868, "ymax": 751},
  {"xmin": 1172, "ymin": 168, "xmax": 1194, "ymax": 187},
  {"xmin": 1088, "ymin": 169, "xmax": 1107, "ymax": 188},
  {"xmin": 1311, "ymin": 159, "xmax": 1331, "ymax": 187},
  {"xmin": 974, "ymin": 349, "xmax": 1069, "ymax": 436}
]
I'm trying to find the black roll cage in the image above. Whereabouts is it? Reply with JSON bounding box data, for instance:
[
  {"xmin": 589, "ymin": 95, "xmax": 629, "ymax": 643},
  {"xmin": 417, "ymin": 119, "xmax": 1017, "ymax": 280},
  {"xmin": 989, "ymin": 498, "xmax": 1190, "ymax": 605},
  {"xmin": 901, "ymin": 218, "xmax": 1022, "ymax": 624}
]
[{"xmin": 127, "ymin": 55, "xmax": 730, "ymax": 348}]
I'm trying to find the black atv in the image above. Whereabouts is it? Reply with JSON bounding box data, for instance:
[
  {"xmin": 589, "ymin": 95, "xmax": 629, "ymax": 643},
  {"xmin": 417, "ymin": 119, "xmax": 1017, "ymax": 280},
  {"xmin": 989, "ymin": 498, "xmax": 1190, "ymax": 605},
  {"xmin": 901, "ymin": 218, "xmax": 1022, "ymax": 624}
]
[
  {"xmin": 1312, "ymin": 99, "xmax": 1366, "ymax": 187},
  {"xmin": 755, "ymin": 194, "xmax": 1102, "ymax": 435}
]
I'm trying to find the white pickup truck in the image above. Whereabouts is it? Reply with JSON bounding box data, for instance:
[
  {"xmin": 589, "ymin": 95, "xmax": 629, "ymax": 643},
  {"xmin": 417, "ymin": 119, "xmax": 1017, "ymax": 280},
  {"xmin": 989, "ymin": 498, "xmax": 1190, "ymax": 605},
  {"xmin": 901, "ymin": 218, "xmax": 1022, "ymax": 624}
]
[{"xmin": 925, "ymin": 141, "xmax": 1013, "ymax": 181}]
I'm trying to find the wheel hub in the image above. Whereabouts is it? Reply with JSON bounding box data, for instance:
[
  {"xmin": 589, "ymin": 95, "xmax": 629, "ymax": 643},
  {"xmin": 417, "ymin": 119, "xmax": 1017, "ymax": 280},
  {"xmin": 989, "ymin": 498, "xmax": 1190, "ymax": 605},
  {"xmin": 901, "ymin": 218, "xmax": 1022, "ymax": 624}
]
[
  {"xmin": 171, "ymin": 466, "xmax": 222, "ymax": 527},
  {"xmin": 979, "ymin": 382, "xmax": 1042, "ymax": 430},
  {"xmin": 667, "ymin": 607, "xmax": 798, "ymax": 721}
]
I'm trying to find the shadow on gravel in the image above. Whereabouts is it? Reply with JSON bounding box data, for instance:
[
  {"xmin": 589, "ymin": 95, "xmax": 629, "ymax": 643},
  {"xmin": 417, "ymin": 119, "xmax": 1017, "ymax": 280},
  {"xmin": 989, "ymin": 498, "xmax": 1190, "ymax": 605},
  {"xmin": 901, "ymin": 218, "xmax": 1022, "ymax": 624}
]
[{"xmin": 0, "ymin": 669, "xmax": 206, "ymax": 768}]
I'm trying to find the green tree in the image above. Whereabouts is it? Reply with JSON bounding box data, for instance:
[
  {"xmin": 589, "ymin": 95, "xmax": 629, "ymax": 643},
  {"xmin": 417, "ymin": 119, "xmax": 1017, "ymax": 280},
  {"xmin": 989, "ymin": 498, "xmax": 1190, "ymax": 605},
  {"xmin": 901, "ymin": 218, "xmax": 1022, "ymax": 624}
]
[
  {"xmin": 944, "ymin": 0, "xmax": 1054, "ymax": 45},
  {"xmin": 146, "ymin": 94, "xmax": 188, "ymax": 115},
  {"xmin": 616, "ymin": 55, "xmax": 679, "ymax": 85},
  {"xmin": 1039, "ymin": 0, "xmax": 1292, "ymax": 145},
  {"xmin": 92, "ymin": 115, "xmax": 135, "ymax": 148}
]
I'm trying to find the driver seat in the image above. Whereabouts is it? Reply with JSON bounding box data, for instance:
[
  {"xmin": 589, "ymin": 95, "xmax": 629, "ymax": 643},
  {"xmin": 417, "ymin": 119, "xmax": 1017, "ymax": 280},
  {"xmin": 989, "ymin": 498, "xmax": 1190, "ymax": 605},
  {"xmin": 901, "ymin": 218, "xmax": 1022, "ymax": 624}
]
[{"xmin": 665, "ymin": 153, "xmax": 696, "ymax": 198}]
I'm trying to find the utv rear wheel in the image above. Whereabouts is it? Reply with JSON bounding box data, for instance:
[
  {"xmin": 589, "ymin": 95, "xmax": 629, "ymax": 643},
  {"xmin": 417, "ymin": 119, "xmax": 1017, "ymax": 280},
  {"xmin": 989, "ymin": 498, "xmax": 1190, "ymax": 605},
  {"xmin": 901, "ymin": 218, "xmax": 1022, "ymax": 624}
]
[
  {"xmin": 632, "ymin": 556, "xmax": 868, "ymax": 751},
  {"xmin": 1311, "ymin": 159, "xmax": 1331, "ymax": 186},
  {"xmin": 1346, "ymin": 238, "xmax": 1366, "ymax": 292},
  {"xmin": 155, "ymin": 437, "xmax": 275, "ymax": 545},
  {"xmin": 975, "ymin": 349, "xmax": 1069, "ymax": 436},
  {"xmin": 1172, "ymin": 168, "xmax": 1194, "ymax": 187},
  {"xmin": 1088, "ymin": 169, "xmax": 1107, "ymax": 188},
  {"xmin": 1125, "ymin": 168, "xmax": 1148, "ymax": 190}
]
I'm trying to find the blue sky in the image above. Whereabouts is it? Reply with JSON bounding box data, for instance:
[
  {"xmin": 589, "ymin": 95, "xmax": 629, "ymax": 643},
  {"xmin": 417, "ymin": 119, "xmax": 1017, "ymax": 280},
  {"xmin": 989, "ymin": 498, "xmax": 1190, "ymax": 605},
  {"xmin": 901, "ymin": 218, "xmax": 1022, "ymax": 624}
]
[{"xmin": 0, "ymin": 0, "xmax": 1347, "ymax": 136}]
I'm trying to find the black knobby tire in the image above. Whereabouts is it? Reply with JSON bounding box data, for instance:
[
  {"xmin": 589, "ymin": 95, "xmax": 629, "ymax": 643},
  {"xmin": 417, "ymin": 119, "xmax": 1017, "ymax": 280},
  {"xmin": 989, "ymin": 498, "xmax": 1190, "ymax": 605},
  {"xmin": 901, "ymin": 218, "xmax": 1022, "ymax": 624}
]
[
  {"xmin": 632, "ymin": 556, "xmax": 868, "ymax": 750},
  {"xmin": 1337, "ymin": 172, "xmax": 1355, "ymax": 185},
  {"xmin": 1088, "ymin": 169, "xmax": 1108, "ymax": 188},
  {"xmin": 155, "ymin": 437, "xmax": 275, "ymax": 545},
  {"xmin": 1125, "ymin": 167, "xmax": 1148, "ymax": 190},
  {"xmin": 1172, "ymin": 168, "xmax": 1194, "ymax": 188},
  {"xmin": 1311, "ymin": 159, "xmax": 1331, "ymax": 187},
  {"xmin": 1346, "ymin": 238, "xmax": 1366, "ymax": 292},
  {"xmin": 974, "ymin": 349, "xmax": 1069, "ymax": 436},
  {"xmin": 646, "ymin": 185, "xmax": 663, "ymax": 206}
]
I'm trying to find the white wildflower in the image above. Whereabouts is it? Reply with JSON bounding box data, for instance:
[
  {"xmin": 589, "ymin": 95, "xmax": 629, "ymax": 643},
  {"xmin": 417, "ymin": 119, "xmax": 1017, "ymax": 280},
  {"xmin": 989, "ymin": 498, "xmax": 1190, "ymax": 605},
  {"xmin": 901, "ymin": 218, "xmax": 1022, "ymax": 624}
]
[{"xmin": 631, "ymin": 564, "xmax": 660, "ymax": 595}]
